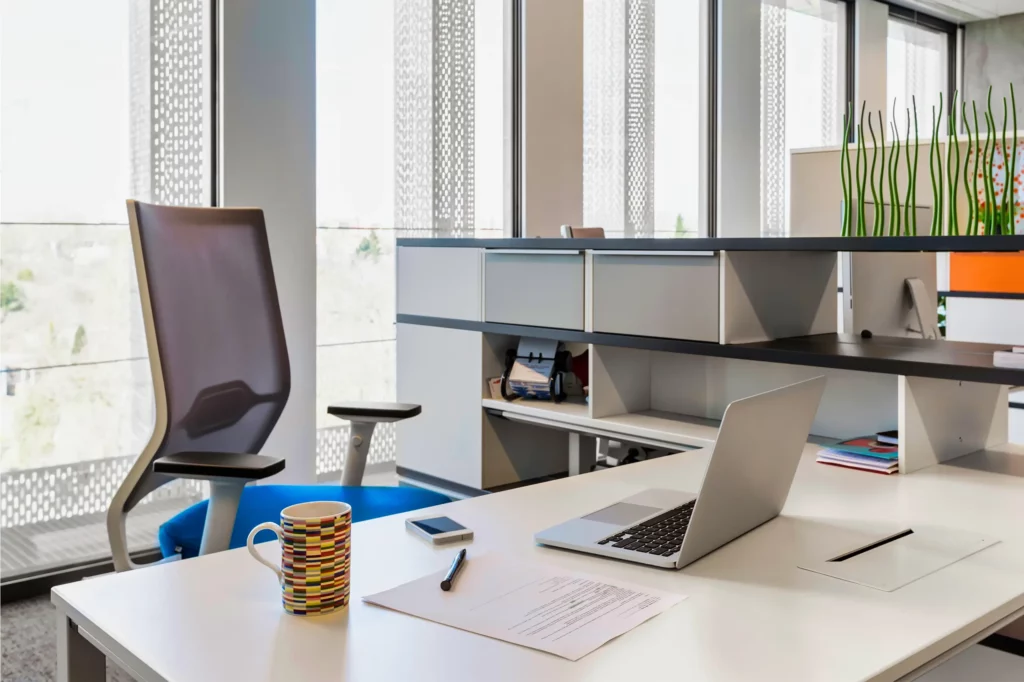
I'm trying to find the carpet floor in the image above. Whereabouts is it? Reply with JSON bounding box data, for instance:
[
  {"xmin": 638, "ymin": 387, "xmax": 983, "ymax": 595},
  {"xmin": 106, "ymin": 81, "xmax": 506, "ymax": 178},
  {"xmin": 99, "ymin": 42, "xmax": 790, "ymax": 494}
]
[{"xmin": 1, "ymin": 595, "xmax": 132, "ymax": 682}]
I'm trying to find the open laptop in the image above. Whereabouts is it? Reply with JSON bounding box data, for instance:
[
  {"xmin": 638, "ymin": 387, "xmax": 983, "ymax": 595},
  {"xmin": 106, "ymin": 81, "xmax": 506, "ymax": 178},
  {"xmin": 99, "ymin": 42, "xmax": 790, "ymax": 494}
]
[{"xmin": 535, "ymin": 376, "xmax": 826, "ymax": 569}]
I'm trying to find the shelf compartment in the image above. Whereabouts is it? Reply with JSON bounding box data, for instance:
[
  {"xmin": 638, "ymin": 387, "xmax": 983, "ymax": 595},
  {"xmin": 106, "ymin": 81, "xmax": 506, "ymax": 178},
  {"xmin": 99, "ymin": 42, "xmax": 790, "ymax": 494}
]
[{"xmin": 483, "ymin": 397, "xmax": 716, "ymax": 450}]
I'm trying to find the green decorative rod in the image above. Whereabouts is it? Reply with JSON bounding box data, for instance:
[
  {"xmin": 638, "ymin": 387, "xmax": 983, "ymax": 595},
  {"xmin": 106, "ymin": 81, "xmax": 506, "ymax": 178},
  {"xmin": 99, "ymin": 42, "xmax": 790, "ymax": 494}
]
[
  {"xmin": 1010, "ymin": 83, "xmax": 1019, "ymax": 235},
  {"xmin": 889, "ymin": 113, "xmax": 902, "ymax": 237},
  {"xmin": 910, "ymin": 97, "xmax": 920, "ymax": 236},
  {"xmin": 868, "ymin": 112, "xmax": 883, "ymax": 236},
  {"xmin": 903, "ymin": 107, "xmax": 913, "ymax": 235},
  {"xmin": 929, "ymin": 100, "xmax": 943, "ymax": 236},
  {"xmin": 962, "ymin": 100, "xmax": 976, "ymax": 235},
  {"xmin": 985, "ymin": 111, "xmax": 998, "ymax": 234},
  {"xmin": 986, "ymin": 87, "xmax": 997, "ymax": 234},
  {"xmin": 856, "ymin": 102, "xmax": 868, "ymax": 237},
  {"xmin": 973, "ymin": 101, "xmax": 984, "ymax": 236},
  {"xmin": 937, "ymin": 93, "xmax": 944, "ymax": 236},
  {"xmin": 1000, "ymin": 97, "xmax": 1009, "ymax": 235},
  {"xmin": 840, "ymin": 103, "xmax": 852, "ymax": 237},
  {"xmin": 947, "ymin": 91, "xmax": 961, "ymax": 236},
  {"xmin": 879, "ymin": 110, "xmax": 888, "ymax": 235}
]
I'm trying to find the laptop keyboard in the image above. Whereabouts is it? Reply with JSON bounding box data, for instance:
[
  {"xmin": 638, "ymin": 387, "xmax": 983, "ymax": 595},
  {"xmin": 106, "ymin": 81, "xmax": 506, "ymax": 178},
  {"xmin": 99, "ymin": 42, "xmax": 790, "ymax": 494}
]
[{"xmin": 597, "ymin": 500, "xmax": 695, "ymax": 557}]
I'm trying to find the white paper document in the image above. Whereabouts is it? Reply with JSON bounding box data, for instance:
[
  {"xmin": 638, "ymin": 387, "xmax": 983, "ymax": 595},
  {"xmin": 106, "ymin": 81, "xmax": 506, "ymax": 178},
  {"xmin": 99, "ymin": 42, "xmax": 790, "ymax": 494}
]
[{"xmin": 363, "ymin": 552, "xmax": 686, "ymax": 661}]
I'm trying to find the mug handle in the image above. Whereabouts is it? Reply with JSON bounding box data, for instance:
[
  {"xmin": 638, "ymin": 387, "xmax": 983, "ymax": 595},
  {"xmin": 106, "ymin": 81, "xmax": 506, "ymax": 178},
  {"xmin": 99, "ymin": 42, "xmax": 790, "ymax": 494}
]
[{"xmin": 247, "ymin": 522, "xmax": 284, "ymax": 583}]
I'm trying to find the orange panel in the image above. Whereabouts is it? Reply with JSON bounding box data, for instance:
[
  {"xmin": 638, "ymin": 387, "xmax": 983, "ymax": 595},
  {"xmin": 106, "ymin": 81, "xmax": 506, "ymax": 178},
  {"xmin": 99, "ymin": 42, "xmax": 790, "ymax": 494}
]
[{"xmin": 949, "ymin": 253, "xmax": 1024, "ymax": 294}]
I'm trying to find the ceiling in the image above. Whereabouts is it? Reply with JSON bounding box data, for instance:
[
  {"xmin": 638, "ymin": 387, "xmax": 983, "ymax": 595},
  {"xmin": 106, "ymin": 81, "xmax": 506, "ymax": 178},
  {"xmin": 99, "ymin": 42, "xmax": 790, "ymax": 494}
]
[{"xmin": 893, "ymin": 0, "xmax": 1024, "ymax": 22}]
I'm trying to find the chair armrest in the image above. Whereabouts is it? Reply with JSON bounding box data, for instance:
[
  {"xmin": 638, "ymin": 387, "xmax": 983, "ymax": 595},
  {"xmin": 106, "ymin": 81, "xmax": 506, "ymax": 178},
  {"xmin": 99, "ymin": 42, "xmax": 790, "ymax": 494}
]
[
  {"xmin": 153, "ymin": 452, "xmax": 285, "ymax": 480},
  {"xmin": 327, "ymin": 401, "xmax": 422, "ymax": 423}
]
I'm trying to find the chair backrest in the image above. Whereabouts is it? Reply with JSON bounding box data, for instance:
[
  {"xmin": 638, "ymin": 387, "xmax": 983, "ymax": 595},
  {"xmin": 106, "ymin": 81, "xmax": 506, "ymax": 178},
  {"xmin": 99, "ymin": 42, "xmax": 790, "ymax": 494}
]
[
  {"xmin": 560, "ymin": 226, "xmax": 606, "ymax": 238},
  {"xmin": 119, "ymin": 200, "xmax": 290, "ymax": 510}
]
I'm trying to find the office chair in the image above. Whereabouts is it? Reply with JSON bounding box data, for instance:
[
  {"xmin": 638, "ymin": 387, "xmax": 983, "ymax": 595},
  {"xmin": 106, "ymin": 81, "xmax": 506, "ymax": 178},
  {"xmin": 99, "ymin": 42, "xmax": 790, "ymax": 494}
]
[
  {"xmin": 107, "ymin": 201, "xmax": 449, "ymax": 570},
  {"xmin": 559, "ymin": 225, "xmax": 606, "ymax": 238}
]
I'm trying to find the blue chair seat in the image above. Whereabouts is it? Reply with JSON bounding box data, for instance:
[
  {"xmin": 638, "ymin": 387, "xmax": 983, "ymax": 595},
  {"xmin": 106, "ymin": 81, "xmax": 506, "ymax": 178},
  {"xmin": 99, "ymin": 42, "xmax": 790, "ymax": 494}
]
[{"xmin": 159, "ymin": 485, "xmax": 451, "ymax": 560}]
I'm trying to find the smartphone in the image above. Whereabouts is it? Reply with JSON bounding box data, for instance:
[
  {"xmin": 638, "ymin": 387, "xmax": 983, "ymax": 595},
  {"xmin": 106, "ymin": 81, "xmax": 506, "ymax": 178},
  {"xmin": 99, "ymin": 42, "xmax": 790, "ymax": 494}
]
[{"xmin": 405, "ymin": 516, "xmax": 473, "ymax": 545}]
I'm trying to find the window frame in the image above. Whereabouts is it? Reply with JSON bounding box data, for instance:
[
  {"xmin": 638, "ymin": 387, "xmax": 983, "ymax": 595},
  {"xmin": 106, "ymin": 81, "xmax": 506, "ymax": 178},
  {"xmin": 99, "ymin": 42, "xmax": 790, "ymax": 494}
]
[{"xmin": 884, "ymin": 2, "xmax": 959, "ymax": 121}]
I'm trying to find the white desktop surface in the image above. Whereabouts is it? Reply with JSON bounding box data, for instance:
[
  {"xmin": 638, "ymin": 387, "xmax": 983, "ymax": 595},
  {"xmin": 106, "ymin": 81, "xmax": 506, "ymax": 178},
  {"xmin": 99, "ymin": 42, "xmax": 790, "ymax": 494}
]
[{"xmin": 53, "ymin": 445, "xmax": 1024, "ymax": 682}]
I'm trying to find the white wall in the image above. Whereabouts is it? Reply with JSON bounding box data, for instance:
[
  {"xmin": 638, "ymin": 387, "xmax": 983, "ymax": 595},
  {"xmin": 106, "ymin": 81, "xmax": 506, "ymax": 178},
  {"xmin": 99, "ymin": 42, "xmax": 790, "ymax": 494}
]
[
  {"xmin": 219, "ymin": 0, "xmax": 317, "ymax": 483},
  {"xmin": 855, "ymin": 0, "xmax": 889, "ymax": 128},
  {"xmin": 520, "ymin": 0, "xmax": 583, "ymax": 237},
  {"xmin": 716, "ymin": 0, "xmax": 761, "ymax": 237}
]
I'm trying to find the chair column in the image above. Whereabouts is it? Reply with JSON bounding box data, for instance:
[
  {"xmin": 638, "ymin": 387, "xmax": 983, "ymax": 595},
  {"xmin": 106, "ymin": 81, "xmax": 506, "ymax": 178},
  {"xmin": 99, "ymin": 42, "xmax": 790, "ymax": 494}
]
[
  {"xmin": 199, "ymin": 479, "xmax": 248, "ymax": 555},
  {"xmin": 341, "ymin": 422, "xmax": 378, "ymax": 487}
]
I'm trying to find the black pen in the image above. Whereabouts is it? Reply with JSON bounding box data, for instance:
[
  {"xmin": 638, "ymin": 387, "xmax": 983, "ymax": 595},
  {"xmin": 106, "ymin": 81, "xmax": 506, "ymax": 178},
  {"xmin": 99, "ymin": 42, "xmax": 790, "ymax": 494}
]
[{"xmin": 440, "ymin": 548, "xmax": 467, "ymax": 591}]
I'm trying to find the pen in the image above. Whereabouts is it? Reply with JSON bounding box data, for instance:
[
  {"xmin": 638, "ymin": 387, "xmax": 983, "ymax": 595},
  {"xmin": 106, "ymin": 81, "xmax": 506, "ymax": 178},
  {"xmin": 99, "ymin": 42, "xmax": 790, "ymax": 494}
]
[{"xmin": 440, "ymin": 548, "xmax": 467, "ymax": 592}]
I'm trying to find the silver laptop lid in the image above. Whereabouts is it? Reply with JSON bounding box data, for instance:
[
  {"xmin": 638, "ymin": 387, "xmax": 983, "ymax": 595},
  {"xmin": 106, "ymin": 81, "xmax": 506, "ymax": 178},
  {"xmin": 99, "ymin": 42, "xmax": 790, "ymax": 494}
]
[{"xmin": 676, "ymin": 376, "xmax": 826, "ymax": 568}]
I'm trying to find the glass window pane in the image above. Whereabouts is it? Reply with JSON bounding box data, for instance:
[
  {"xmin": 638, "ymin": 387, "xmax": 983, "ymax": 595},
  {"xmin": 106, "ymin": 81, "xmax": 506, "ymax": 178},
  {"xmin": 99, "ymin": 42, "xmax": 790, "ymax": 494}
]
[
  {"xmin": 583, "ymin": 0, "xmax": 703, "ymax": 238},
  {"xmin": 761, "ymin": 0, "xmax": 845, "ymax": 237},
  {"xmin": 887, "ymin": 19, "xmax": 949, "ymax": 137},
  {"xmin": 1, "ymin": 0, "xmax": 212, "ymax": 578},
  {"xmin": 315, "ymin": 0, "xmax": 507, "ymax": 475}
]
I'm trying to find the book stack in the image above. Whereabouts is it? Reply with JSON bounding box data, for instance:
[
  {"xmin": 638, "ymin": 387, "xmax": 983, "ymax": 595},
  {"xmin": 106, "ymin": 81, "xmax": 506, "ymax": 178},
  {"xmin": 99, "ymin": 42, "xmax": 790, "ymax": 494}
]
[
  {"xmin": 817, "ymin": 433, "xmax": 899, "ymax": 475},
  {"xmin": 993, "ymin": 347, "xmax": 1024, "ymax": 369}
]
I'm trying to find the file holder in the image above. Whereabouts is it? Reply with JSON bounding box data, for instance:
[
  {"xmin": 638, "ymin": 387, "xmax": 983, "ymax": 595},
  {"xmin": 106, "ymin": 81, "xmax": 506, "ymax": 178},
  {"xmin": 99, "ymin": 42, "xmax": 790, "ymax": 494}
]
[{"xmin": 500, "ymin": 337, "xmax": 572, "ymax": 403}]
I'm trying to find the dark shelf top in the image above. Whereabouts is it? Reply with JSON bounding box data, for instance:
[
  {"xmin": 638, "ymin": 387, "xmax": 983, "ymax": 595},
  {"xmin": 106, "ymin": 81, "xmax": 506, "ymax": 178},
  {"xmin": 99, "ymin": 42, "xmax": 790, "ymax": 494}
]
[
  {"xmin": 397, "ymin": 235, "xmax": 1024, "ymax": 253},
  {"xmin": 397, "ymin": 315, "xmax": 1024, "ymax": 386}
]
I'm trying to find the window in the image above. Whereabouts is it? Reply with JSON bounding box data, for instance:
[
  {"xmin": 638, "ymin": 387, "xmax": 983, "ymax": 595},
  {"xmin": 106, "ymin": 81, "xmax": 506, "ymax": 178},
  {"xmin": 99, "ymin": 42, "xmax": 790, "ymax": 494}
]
[
  {"xmin": 760, "ymin": 0, "xmax": 846, "ymax": 237},
  {"xmin": 583, "ymin": 0, "xmax": 703, "ymax": 238},
  {"xmin": 0, "ymin": 0, "xmax": 213, "ymax": 578},
  {"xmin": 887, "ymin": 18, "xmax": 949, "ymax": 138},
  {"xmin": 315, "ymin": 0, "xmax": 508, "ymax": 475}
]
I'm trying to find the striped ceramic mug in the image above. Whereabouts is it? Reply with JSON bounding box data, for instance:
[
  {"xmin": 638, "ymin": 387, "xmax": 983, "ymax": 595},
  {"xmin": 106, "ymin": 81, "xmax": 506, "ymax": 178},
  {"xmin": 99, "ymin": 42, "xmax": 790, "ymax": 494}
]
[{"xmin": 247, "ymin": 500, "xmax": 352, "ymax": 616}]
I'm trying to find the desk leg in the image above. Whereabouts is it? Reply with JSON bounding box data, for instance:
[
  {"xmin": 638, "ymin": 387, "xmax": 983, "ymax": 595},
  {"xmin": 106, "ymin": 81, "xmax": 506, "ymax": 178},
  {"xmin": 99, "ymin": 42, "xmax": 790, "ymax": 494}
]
[
  {"xmin": 56, "ymin": 612, "xmax": 105, "ymax": 682},
  {"xmin": 568, "ymin": 433, "xmax": 596, "ymax": 476}
]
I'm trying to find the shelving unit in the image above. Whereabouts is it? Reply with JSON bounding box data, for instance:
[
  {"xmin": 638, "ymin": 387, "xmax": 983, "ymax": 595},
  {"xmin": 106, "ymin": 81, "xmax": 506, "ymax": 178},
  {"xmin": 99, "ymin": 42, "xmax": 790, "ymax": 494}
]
[{"xmin": 395, "ymin": 237, "xmax": 1024, "ymax": 495}]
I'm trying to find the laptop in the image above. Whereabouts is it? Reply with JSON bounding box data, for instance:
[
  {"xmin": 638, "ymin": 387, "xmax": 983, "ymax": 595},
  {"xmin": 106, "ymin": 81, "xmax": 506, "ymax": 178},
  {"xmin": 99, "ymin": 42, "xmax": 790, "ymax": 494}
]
[{"xmin": 535, "ymin": 376, "xmax": 827, "ymax": 569}]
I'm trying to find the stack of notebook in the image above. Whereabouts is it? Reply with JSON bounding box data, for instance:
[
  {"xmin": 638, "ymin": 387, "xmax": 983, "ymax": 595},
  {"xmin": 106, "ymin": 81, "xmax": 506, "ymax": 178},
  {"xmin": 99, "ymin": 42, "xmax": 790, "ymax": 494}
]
[
  {"xmin": 817, "ymin": 434, "xmax": 899, "ymax": 474},
  {"xmin": 993, "ymin": 347, "xmax": 1024, "ymax": 369}
]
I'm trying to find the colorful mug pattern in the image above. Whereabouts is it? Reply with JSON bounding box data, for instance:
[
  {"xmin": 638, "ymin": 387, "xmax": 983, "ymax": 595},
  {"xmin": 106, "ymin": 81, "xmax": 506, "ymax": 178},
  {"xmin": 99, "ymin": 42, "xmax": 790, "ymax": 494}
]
[{"xmin": 247, "ymin": 500, "xmax": 352, "ymax": 616}]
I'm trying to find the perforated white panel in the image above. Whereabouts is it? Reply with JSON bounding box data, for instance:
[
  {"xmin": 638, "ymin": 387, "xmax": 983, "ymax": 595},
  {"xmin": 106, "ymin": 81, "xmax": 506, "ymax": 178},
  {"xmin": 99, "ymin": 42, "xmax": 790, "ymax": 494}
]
[
  {"xmin": 152, "ymin": 0, "xmax": 207, "ymax": 205},
  {"xmin": 433, "ymin": 0, "xmax": 475, "ymax": 237},
  {"xmin": 820, "ymin": 15, "xmax": 839, "ymax": 146},
  {"xmin": 0, "ymin": 425, "xmax": 398, "ymax": 528},
  {"xmin": 129, "ymin": 0, "xmax": 154, "ymax": 203},
  {"xmin": 315, "ymin": 423, "xmax": 398, "ymax": 478},
  {"xmin": 0, "ymin": 457, "xmax": 203, "ymax": 528},
  {"xmin": 395, "ymin": 0, "xmax": 434, "ymax": 232},
  {"xmin": 394, "ymin": 0, "xmax": 475, "ymax": 237},
  {"xmin": 584, "ymin": 0, "xmax": 625, "ymax": 236},
  {"xmin": 760, "ymin": 2, "xmax": 787, "ymax": 238},
  {"xmin": 129, "ymin": 0, "xmax": 208, "ymax": 206},
  {"xmin": 625, "ymin": 0, "xmax": 655, "ymax": 237}
]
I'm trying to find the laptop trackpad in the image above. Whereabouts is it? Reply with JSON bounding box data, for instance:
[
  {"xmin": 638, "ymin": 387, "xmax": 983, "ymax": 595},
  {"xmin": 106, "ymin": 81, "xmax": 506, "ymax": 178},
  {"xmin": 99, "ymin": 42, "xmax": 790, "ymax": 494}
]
[{"xmin": 582, "ymin": 502, "xmax": 661, "ymax": 526}]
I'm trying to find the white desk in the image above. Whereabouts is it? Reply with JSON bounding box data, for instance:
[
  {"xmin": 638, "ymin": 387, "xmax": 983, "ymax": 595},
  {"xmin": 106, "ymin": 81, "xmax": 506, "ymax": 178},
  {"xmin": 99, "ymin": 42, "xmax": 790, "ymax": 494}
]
[{"xmin": 53, "ymin": 445, "xmax": 1024, "ymax": 682}]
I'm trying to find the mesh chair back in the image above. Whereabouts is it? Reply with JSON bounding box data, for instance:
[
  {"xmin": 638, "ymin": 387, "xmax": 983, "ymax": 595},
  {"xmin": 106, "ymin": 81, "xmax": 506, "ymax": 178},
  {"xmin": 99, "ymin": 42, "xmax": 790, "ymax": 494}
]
[{"xmin": 121, "ymin": 201, "xmax": 290, "ymax": 509}]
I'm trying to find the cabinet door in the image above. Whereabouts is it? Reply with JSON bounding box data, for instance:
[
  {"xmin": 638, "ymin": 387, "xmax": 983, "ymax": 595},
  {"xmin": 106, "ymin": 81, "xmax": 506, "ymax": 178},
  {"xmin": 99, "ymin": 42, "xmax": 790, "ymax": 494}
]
[
  {"xmin": 484, "ymin": 251, "xmax": 584, "ymax": 330},
  {"xmin": 592, "ymin": 252, "xmax": 720, "ymax": 342}
]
